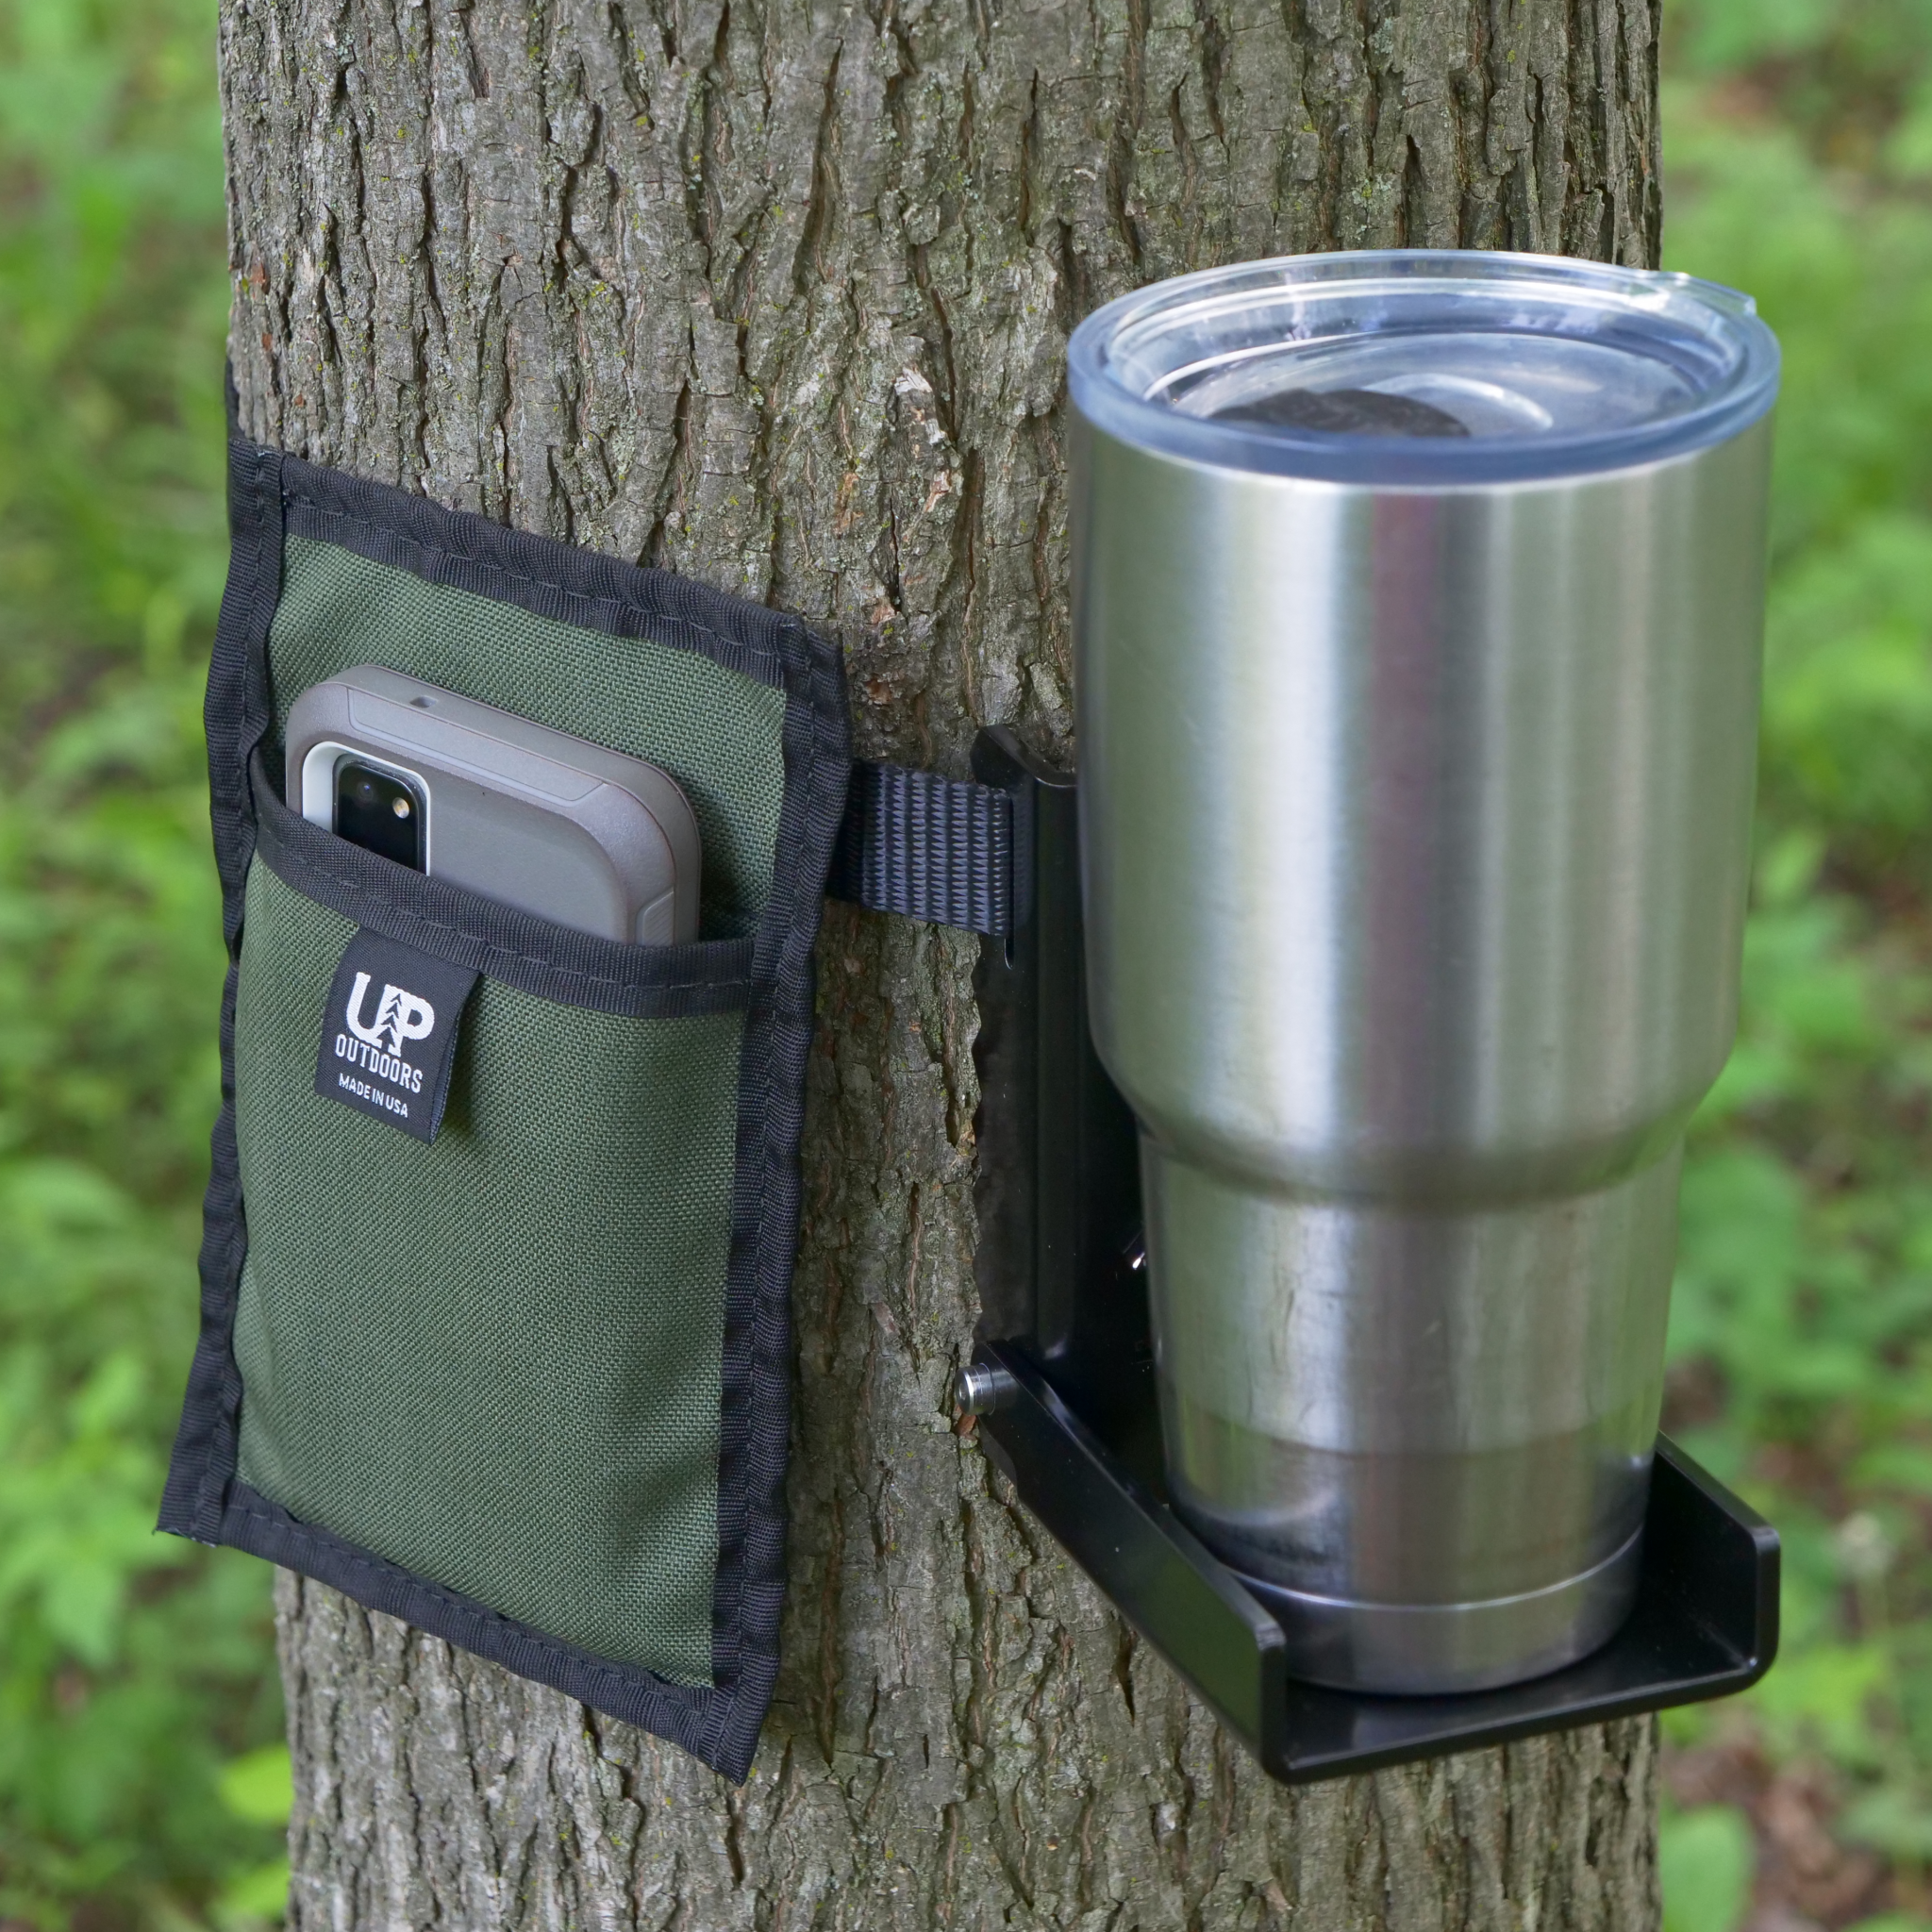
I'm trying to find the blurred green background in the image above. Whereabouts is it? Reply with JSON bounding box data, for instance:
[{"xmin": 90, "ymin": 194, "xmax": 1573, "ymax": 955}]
[{"xmin": 2, "ymin": 0, "xmax": 1931, "ymax": 1926}]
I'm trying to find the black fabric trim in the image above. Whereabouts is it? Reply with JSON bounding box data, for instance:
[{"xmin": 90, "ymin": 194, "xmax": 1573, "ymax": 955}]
[
  {"xmin": 218, "ymin": 1483, "xmax": 726, "ymax": 1756},
  {"xmin": 829, "ymin": 759, "xmax": 1013, "ymax": 936},
  {"xmin": 158, "ymin": 439, "xmax": 283, "ymax": 1546},
  {"xmin": 279, "ymin": 456, "xmax": 795, "ymax": 692},
  {"xmin": 703, "ymin": 594, "xmax": 851, "ymax": 1775},
  {"xmin": 252, "ymin": 759, "xmax": 755, "ymax": 1017},
  {"xmin": 159, "ymin": 438, "xmax": 851, "ymax": 1785}
]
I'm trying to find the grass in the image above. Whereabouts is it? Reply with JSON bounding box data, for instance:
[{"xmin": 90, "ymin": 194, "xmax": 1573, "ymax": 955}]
[{"xmin": 3, "ymin": 0, "xmax": 1932, "ymax": 1926}]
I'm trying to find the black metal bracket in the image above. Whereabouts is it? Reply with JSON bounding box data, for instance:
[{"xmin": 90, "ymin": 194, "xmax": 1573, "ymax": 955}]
[{"xmin": 966, "ymin": 725, "xmax": 1780, "ymax": 1785}]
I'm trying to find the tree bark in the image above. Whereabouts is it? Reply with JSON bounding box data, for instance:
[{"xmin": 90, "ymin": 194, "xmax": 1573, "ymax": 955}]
[{"xmin": 225, "ymin": 1, "xmax": 1666, "ymax": 1924}]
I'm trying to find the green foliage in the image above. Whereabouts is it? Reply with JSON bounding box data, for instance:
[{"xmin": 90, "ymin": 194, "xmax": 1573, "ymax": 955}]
[
  {"xmin": 1671, "ymin": 0, "xmax": 1932, "ymax": 173},
  {"xmin": 216, "ymin": 1747, "xmax": 293, "ymax": 1831},
  {"xmin": 0, "ymin": 0, "xmax": 286, "ymax": 1926},
  {"xmin": 1663, "ymin": 0, "xmax": 1932, "ymax": 1912},
  {"xmin": 1660, "ymin": 1804, "xmax": 1757, "ymax": 1932},
  {"xmin": 1768, "ymin": 520, "xmax": 1932, "ymax": 875}
]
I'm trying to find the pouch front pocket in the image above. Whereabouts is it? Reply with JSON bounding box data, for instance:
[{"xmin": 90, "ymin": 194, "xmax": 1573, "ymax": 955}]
[{"xmin": 230, "ymin": 846, "xmax": 749, "ymax": 1686}]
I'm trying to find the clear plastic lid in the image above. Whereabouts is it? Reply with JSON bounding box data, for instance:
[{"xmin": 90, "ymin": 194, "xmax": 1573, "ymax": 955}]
[{"xmin": 1068, "ymin": 251, "xmax": 1780, "ymax": 485}]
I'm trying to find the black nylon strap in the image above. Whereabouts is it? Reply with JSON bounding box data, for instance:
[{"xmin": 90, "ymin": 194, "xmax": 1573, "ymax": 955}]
[{"xmin": 828, "ymin": 759, "xmax": 1013, "ymax": 936}]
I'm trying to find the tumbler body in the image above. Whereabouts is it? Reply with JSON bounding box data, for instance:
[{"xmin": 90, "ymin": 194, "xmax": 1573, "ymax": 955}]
[{"xmin": 1069, "ymin": 253, "xmax": 1776, "ymax": 1692}]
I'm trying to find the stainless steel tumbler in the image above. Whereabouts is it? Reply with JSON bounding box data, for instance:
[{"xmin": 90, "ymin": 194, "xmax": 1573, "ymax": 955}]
[{"xmin": 1068, "ymin": 251, "xmax": 1779, "ymax": 1694}]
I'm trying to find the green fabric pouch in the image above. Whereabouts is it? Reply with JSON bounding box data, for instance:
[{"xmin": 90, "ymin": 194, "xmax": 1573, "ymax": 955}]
[{"xmin": 160, "ymin": 442, "xmax": 850, "ymax": 1780}]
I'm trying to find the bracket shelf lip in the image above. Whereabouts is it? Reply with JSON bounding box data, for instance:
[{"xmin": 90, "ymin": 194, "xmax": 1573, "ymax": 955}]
[{"xmin": 974, "ymin": 1337, "xmax": 1780, "ymax": 1785}]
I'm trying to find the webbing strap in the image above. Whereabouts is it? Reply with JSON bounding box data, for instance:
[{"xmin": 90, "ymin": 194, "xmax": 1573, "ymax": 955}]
[{"xmin": 828, "ymin": 760, "xmax": 1013, "ymax": 936}]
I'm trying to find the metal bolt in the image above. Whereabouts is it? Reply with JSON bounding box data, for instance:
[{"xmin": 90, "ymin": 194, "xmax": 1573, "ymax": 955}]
[{"xmin": 954, "ymin": 1361, "xmax": 1019, "ymax": 1416}]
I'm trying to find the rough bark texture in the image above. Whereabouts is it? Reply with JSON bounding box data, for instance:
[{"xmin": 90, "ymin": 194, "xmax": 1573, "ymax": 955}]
[{"xmin": 225, "ymin": 1, "xmax": 1667, "ymax": 1924}]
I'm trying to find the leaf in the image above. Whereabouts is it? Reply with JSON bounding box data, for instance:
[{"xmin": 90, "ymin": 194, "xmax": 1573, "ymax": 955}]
[
  {"xmin": 1852, "ymin": 1442, "xmax": 1932, "ymax": 1495},
  {"xmin": 212, "ymin": 1857, "xmax": 290, "ymax": 1928},
  {"xmin": 1841, "ymin": 1784, "xmax": 1932, "ymax": 1860},
  {"xmin": 1674, "ymin": 0, "xmax": 1838, "ymax": 75},
  {"xmin": 216, "ymin": 1744, "xmax": 293, "ymax": 1827},
  {"xmin": 1752, "ymin": 1642, "xmax": 1894, "ymax": 1767},
  {"xmin": 1659, "ymin": 1806, "xmax": 1756, "ymax": 1932}
]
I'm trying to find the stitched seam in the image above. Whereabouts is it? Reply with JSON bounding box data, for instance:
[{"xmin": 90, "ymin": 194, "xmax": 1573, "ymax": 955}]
[{"xmin": 284, "ymin": 495, "xmax": 777, "ymax": 673}]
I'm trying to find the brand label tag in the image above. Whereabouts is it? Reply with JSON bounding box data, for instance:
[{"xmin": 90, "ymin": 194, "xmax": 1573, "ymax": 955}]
[{"xmin": 313, "ymin": 930, "xmax": 479, "ymax": 1142}]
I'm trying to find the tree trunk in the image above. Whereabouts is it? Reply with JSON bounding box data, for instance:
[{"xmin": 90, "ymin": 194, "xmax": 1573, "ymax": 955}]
[{"xmin": 224, "ymin": 1, "xmax": 1666, "ymax": 1924}]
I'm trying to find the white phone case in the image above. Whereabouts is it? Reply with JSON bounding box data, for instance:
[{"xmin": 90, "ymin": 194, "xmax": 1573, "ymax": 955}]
[{"xmin": 285, "ymin": 666, "xmax": 701, "ymax": 944}]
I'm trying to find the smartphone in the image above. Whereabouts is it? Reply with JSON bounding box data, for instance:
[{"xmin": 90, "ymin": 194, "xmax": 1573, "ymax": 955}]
[{"xmin": 285, "ymin": 667, "xmax": 701, "ymax": 944}]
